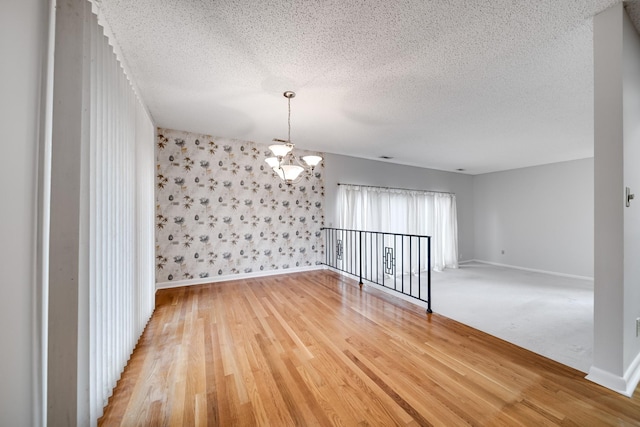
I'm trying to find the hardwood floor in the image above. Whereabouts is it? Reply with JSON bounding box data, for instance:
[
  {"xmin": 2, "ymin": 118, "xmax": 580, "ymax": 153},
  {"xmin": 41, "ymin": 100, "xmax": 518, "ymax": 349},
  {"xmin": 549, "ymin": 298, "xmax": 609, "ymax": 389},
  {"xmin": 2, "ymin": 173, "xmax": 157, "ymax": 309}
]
[{"xmin": 99, "ymin": 270, "xmax": 640, "ymax": 426}]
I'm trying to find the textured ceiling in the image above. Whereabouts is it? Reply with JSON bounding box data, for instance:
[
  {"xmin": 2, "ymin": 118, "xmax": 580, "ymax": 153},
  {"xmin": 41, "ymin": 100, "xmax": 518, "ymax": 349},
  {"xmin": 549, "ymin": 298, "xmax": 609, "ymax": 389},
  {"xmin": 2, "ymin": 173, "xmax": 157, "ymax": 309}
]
[{"xmin": 95, "ymin": 0, "xmax": 639, "ymax": 174}]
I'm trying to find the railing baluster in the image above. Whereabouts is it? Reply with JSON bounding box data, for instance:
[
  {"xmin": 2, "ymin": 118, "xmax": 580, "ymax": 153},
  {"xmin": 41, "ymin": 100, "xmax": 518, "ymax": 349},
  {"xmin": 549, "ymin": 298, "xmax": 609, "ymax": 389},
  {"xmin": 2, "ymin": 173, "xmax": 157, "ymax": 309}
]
[
  {"xmin": 394, "ymin": 234, "xmax": 397, "ymax": 291},
  {"xmin": 325, "ymin": 228, "xmax": 329, "ymax": 266},
  {"xmin": 409, "ymin": 235, "xmax": 412, "ymax": 297},
  {"xmin": 358, "ymin": 230, "xmax": 363, "ymax": 287},
  {"xmin": 418, "ymin": 236, "xmax": 421, "ymax": 300},
  {"xmin": 401, "ymin": 235, "xmax": 404, "ymax": 294},
  {"xmin": 381, "ymin": 233, "xmax": 385, "ymax": 288},
  {"xmin": 352, "ymin": 230, "xmax": 355, "ymax": 277},
  {"xmin": 349, "ymin": 230, "xmax": 352, "ymax": 274},
  {"xmin": 369, "ymin": 232, "xmax": 372, "ymax": 282},
  {"xmin": 376, "ymin": 232, "xmax": 379, "ymax": 284}
]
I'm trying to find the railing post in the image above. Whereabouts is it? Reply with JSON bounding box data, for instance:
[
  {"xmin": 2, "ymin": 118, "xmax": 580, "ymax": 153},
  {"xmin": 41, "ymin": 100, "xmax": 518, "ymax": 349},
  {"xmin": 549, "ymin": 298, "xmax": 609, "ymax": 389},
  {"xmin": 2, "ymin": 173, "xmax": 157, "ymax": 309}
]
[
  {"xmin": 418, "ymin": 236, "xmax": 421, "ymax": 301},
  {"xmin": 358, "ymin": 230, "xmax": 363, "ymax": 288},
  {"xmin": 427, "ymin": 236, "xmax": 432, "ymax": 314}
]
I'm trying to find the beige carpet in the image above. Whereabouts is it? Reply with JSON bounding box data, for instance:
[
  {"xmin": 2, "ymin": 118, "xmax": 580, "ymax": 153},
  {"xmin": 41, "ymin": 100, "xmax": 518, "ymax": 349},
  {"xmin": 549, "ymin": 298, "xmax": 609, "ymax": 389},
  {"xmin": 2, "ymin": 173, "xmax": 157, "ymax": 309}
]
[{"xmin": 429, "ymin": 262, "xmax": 593, "ymax": 373}]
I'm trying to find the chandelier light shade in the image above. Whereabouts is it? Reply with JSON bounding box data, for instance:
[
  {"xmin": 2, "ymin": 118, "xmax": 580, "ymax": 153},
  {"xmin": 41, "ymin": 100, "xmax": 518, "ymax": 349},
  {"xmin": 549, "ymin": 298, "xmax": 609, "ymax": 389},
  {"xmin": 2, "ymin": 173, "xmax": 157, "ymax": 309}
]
[
  {"xmin": 268, "ymin": 143, "xmax": 293, "ymax": 157},
  {"xmin": 273, "ymin": 166, "xmax": 285, "ymax": 180},
  {"xmin": 265, "ymin": 91, "xmax": 322, "ymax": 184},
  {"xmin": 302, "ymin": 155, "xmax": 322, "ymax": 167},
  {"xmin": 280, "ymin": 164, "xmax": 305, "ymax": 181},
  {"xmin": 265, "ymin": 157, "xmax": 280, "ymax": 168}
]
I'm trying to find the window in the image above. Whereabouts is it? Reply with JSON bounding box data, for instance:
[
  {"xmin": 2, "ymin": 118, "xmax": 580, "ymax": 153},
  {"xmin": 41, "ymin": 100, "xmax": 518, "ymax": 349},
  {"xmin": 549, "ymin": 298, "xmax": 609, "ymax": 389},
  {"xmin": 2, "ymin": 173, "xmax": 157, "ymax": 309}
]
[{"xmin": 337, "ymin": 184, "xmax": 458, "ymax": 271}]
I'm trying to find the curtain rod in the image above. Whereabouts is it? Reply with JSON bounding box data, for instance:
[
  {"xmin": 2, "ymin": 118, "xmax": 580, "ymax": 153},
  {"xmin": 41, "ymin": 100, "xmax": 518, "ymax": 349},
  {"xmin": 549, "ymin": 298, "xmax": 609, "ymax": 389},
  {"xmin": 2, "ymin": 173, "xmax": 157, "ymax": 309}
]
[{"xmin": 337, "ymin": 183, "xmax": 454, "ymax": 196}]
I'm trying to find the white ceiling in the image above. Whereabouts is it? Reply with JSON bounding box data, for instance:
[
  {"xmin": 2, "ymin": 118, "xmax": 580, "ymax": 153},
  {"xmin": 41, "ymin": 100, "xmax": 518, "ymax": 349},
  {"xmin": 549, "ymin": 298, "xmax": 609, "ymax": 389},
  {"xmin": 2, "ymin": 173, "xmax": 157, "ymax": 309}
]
[{"xmin": 95, "ymin": 0, "xmax": 640, "ymax": 175}]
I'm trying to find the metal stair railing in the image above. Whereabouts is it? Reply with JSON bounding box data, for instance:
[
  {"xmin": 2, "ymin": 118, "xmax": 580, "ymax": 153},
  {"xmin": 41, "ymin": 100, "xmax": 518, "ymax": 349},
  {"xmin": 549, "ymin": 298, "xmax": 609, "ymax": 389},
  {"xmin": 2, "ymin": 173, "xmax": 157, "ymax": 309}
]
[{"xmin": 321, "ymin": 227, "xmax": 432, "ymax": 314}]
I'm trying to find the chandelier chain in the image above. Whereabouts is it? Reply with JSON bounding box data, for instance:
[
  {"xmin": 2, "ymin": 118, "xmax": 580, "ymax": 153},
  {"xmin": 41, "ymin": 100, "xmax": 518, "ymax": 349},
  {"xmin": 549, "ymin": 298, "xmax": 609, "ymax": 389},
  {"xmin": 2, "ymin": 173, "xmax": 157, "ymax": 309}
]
[{"xmin": 288, "ymin": 95, "xmax": 292, "ymax": 143}]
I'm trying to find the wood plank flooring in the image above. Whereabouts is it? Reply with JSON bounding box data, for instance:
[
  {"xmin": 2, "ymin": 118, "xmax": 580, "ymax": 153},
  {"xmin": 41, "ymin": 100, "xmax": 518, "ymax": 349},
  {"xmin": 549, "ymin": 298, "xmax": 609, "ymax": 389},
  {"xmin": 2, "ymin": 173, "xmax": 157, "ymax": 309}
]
[{"xmin": 99, "ymin": 270, "xmax": 640, "ymax": 426}]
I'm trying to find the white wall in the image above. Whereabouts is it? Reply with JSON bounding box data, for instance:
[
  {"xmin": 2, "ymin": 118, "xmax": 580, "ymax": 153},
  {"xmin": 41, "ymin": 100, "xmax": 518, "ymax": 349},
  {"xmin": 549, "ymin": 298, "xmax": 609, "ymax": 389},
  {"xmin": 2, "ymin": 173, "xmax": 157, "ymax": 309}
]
[
  {"xmin": 0, "ymin": 1, "xmax": 50, "ymax": 425},
  {"xmin": 622, "ymin": 7, "xmax": 640, "ymax": 379},
  {"xmin": 473, "ymin": 159, "xmax": 594, "ymax": 278},
  {"xmin": 588, "ymin": 3, "xmax": 640, "ymax": 396},
  {"xmin": 323, "ymin": 154, "xmax": 474, "ymax": 262}
]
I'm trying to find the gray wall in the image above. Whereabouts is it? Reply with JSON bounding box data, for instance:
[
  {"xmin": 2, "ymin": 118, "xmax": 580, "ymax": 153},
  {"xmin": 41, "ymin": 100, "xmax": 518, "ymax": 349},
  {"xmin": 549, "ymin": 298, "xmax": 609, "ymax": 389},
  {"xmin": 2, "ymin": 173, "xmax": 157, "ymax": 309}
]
[
  {"xmin": 324, "ymin": 154, "xmax": 594, "ymax": 278},
  {"xmin": 323, "ymin": 154, "xmax": 475, "ymax": 262},
  {"xmin": 473, "ymin": 158, "xmax": 594, "ymax": 278}
]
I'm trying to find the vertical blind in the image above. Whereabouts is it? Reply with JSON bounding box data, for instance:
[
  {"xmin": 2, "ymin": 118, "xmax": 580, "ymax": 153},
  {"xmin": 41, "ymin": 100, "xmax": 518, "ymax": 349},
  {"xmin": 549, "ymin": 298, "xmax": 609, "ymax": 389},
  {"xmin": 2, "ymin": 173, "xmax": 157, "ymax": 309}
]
[
  {"xmin": 85, "ymin": 3, "xmax": 155, "ymax": 422},
  {"xmin": 337, "ymin": 184, "xmax": 459, "ymax": 271}
]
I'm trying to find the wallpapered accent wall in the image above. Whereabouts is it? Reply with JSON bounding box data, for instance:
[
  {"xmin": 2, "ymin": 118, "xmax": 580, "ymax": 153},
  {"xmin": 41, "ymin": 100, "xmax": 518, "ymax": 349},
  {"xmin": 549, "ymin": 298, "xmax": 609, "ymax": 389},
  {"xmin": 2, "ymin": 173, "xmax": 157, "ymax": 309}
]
[{"xmin": 155, "ymin": 128, "xmax": 325, "ymax": 283}]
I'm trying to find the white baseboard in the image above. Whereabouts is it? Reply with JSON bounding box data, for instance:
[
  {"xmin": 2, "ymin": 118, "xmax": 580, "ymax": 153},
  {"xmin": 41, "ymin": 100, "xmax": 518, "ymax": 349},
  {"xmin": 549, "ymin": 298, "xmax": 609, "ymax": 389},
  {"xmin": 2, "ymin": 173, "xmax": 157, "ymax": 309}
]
[
  {"xmin": 468, "ymin": 259, "xmax": 593, "ymax": 281},
  {"xmin": 587, "ymin": 352, "xmax": 640, "ymax": 397},
  {"xmin": 155, "ymin": 264, "xmax": 326, "ymax": 289}
]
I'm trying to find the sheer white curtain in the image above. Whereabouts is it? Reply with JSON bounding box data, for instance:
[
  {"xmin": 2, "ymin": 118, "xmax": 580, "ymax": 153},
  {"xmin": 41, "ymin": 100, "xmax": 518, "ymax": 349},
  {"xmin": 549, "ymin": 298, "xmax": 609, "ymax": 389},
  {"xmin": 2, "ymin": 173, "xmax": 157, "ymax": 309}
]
[{"xmin": 337, "ymin": 185, "xmax": 458, "ymax": 271}]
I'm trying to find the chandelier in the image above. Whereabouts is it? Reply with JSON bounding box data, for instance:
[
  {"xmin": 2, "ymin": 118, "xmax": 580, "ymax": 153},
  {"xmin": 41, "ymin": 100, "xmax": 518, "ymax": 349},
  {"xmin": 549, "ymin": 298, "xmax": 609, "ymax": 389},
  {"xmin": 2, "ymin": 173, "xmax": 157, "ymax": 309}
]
[{"xmin": 265, "ymin": 91, "xmax": 322, "ymax": 184}]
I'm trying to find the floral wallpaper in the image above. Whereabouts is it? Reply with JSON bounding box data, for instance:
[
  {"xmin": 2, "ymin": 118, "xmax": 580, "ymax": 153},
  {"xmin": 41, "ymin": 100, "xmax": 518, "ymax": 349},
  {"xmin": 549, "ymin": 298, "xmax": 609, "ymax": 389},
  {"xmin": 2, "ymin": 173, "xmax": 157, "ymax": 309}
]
[{"xmin": 155, "ymin": 128, "xmax": 325, "ymax": 284}]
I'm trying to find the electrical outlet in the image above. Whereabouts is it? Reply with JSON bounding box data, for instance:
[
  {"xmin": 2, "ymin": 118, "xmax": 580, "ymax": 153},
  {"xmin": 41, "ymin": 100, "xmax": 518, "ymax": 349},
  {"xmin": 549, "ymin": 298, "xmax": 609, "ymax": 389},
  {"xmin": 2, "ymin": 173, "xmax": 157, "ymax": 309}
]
[{"xmin": 637, "ymin": 318, "xmax": 640, "ymax": 337}]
